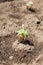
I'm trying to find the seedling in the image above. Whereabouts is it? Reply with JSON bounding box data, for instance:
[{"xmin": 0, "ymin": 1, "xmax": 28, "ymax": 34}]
[
  {"xmin": 26, "ymin": 1, "xmax": 33, "ymax": 9},
  {"xmin": 16, "ymin": 29, "xmax": 30, "ymax": 42}
]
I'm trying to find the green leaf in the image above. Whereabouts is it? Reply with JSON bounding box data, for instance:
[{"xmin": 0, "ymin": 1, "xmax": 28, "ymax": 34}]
[
  {"xmin": 24, "ymin": 31, "xmax": 30, "ymax": 36},
  {"xmin": 16, "ymin": 29, "xmax": 30, "ymax": 36},
  {"xmin": 17, "ymin": 29, "xmax": 24, "ymax": 34}
]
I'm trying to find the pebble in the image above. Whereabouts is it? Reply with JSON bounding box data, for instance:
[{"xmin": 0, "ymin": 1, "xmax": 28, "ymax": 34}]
[{"xmin": 9, "ymin": 56, "xmax": 13, "ymax": 60}]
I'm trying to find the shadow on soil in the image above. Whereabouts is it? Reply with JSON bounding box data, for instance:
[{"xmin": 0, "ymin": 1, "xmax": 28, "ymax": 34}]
[
  {"xmin": 29, "ymin": 8, "xmax": 36, "ymax": 13},
  {"xmin": 22, "ymin": 39, "xmax": 34, "ymax": 46}
]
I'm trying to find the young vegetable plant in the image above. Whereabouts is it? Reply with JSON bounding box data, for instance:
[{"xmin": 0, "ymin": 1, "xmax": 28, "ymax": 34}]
[
  {"xmin": 16, "ymin": 29, "xmax": 30, "ymax": 42},
  {"xmin": 26, "ymin": 1, "xmax": 33, "ymax": 9}
]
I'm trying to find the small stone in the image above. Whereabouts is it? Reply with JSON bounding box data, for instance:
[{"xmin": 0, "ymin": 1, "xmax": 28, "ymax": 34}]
[
  {"xmin": 9, "ymin": 56, "xmax": 13, "ymax": 60},
  {"xmin": 24, "ymin": 45, "xmax": 31, "ymax": 50}
]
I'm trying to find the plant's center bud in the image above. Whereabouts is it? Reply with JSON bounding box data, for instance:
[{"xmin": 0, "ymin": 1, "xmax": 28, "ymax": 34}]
[
  {"xmin": 28, "ymin": 1, "xmax": 33, "ymax": 5},
  {"xmin": 26, "ymin": 1, "xmax": 33, "ymax": 6},
  {"xmin": 26, "ymin": 1, "xmax": 33, "ymax": 8}
]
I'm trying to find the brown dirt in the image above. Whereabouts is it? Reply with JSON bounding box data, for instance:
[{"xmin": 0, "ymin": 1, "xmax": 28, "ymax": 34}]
[{"xmin": 0, "ymin": 0, "xmax": 43, "ymax": 65}]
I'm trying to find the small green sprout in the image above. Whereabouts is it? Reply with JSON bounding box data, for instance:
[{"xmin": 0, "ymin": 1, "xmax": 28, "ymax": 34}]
[
  {"xmin": 17, "ymin": 29, "xmax": 30, "ymax": 36},
  {"xmin": 26, "ymin": 1, "xmax": 33, "ymax": 9},
  {"xmin": 16, "ymin": 29, "xmax": 30, "ymax": 42}
]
